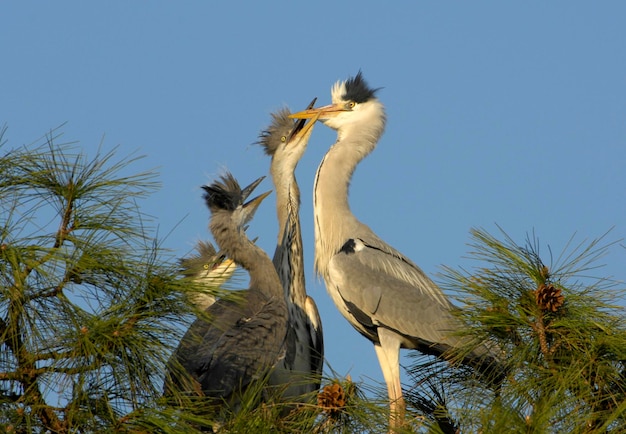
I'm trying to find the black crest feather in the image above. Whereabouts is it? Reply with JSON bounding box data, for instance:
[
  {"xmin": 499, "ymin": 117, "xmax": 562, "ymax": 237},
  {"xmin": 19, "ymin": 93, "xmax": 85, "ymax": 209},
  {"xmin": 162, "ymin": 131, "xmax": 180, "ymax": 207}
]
[
  {"xmin": 202, "ymin": 173, "xmax": 243, "ymax": 212},
  {"xmin": 343, "ymin": 71, "xmax": 381, "ymax": 103}
]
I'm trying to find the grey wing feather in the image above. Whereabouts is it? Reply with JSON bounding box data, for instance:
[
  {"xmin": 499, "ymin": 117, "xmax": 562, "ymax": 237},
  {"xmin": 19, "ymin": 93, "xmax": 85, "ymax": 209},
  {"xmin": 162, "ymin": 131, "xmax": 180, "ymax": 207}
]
[
  {"xmin": 305, "ymin": 296, "xmax": 324, "ymax": 376},
  {"xmin": 172, "ymin": 292, "xmax": 286, "ymax": 398},
  {"xmin": 328, "ymin": 237, "xmax": 464, "ymax": 349},
  {"xmin": 357, "ymin": 234, "xmax": 450, "ymax": 306}
]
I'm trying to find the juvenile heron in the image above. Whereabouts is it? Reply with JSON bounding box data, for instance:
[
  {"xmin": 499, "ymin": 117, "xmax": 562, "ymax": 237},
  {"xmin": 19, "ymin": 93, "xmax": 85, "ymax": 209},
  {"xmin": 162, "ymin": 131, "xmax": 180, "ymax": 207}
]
[
  {"xmin": 165, "ymin": 174, "xmax": 288, "ymax": 412},
  {"xmin": 257, "ymin": 104, "xmax": 324, "ymax": 401},
  {"xmin": 179, "ymin": 240, "xmax": 236, "ymax": 310},
  {"xmin": 291, "ymin": 72, "xmax": 503, "ymax": 428}
]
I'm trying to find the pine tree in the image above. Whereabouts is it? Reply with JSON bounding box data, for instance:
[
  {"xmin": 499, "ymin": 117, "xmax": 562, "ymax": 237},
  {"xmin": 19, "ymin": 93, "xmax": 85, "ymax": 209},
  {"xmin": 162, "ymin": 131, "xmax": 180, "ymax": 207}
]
[
  {"xmin": 5, "ymin": 124, "xmax": 624, "ymax": 433},
  {"xmin": 0, "ymin": 125, "xmax": 391, "ymax": 433},
  {"xmin": 0, "ymin": 125, "xmax": 218, "ymax": 432},
  {"xmin": 406, "ymin": 227, "xmax": 626, "ymax": 433}
]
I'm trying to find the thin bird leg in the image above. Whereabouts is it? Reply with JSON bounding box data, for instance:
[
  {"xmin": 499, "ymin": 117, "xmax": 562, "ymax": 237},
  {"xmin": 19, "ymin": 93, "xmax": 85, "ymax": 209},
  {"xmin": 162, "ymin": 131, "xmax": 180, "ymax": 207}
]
[{"xmin": 374, "ymin": 328, "xmax": 406, "ymax": 431}]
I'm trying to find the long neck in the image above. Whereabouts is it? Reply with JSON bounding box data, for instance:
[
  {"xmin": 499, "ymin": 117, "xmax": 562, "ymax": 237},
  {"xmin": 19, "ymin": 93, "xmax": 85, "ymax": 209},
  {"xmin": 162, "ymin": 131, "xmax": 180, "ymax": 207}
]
[
  {"xmin": 270, "ymin": 163, "xmax": 307, "ymax": 307},
  {"xmin": 313, "ymin": 123, "xmax": 383, "ymax": 278},
  {"xmin": 210, "ymin": 216, "xmax": 283, "ymax": 300}
]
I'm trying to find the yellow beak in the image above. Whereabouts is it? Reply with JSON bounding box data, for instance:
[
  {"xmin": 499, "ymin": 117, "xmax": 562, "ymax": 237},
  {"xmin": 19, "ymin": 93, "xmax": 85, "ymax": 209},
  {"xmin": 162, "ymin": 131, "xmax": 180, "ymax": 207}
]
[
  {"xmin": 288, "ymin": 109, "xmax": 322, "ymax": 142},
  {"xmin": 289, "ymin": 103, "xmax": 348, "ymax": 120}
]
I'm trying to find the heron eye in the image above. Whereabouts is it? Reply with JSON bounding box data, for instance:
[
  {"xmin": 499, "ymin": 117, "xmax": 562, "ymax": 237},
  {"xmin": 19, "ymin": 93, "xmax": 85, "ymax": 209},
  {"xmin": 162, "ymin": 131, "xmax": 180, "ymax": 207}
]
[
  {"xmin": 280, "ymin": 135, "xmax": 287, "ymax": 142},
  {"xmin": 346, "ymin": 101, "xmax": 356, "ymax": 109},
  {"xmin": 203, "ymin": 264, "xmax": 209, "ymax": 270}
]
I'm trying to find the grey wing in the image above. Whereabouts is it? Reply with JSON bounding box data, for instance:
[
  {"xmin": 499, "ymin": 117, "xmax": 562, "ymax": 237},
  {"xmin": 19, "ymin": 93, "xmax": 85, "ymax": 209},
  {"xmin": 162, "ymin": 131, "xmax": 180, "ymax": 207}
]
[
  {"xmin": 181, "ymin": 294, "xmax": 286, "ymax": 398},
  {"xmin": 166, "ymin": 299, "xmax": 242, "ymax": 395},
  {"xmin": 328, "ymin": 238, "xmax": 463, "ymax": 349},
  {"xmin": 305, "ymin": 296, "xmax": 324, "ymax": 376},
  {"xmin": 197, "ymin": 294, "xmax": 287, "ymax": 397},
  {"xmin": 357, "ymin": 234, "xmax": 450, "ymax": 305},
  {"xmin": 165, "ymin": 314, "xmax": 214, "ymax": 395}
]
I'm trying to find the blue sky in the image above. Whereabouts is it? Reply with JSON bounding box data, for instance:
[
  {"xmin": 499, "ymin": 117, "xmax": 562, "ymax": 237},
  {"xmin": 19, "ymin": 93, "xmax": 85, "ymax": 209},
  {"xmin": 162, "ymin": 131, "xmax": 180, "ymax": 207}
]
[{"xmin": 3, "ymin": 2, "xmax": 626, "ymax": 394}]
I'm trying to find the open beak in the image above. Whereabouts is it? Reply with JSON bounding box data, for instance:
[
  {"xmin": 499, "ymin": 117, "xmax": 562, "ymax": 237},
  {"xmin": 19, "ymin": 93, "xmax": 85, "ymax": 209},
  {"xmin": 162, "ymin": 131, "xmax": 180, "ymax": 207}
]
[
  {"xmin": 287, "ymin": 108, "xmax": 322, "ymax": 142},
  {"xmin": 214, "ymin": 250, "xmax": 235, "ymax": 270},
  {"xmin": 287, "ymin": 98, "xmax": 316, "ymax": 140},
  {"xmin": 214, "ymin": 256, "xmax": 235, "ymax": 273},
  {"xmin": 241, "ymin": 176, "xmax": 266, "ymax": 202},
  {"xmin": 289, "ymin": 102, "xmax": 349, "ymax": 120},
  {"xmin": 242, "ymin": 190, "xmax": 272, "ymax": 222}
]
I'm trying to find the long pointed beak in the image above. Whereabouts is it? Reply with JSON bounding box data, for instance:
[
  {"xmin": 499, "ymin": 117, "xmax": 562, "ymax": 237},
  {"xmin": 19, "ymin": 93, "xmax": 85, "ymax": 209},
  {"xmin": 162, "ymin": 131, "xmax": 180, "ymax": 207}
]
[
  {"xmin": 241, "ymin": 176, "xmax": 266, "ymax": 201},
  {"xmin": 211, "ymin": 255, "xmax": 235, "ymax": 274},
  {"xmin": 305, "ymin": 97, "xmax": 318, "ymax": 110},
  {"xmin": 217, "ymin": 257, "xmax": 235, "ymax": 272},
  {"xmin": 287, "ymin": 109, "xmax": 321, "ymax": 143},
  {"xmin": 214, "ymin": 250, "xmax": 235, "ymax": 270},
  {"xmin": 242, "ymin": 190, "xmax": 272, "ymax": 221},
  {"xmin": 287, "ymin": 97, "xmax": 316, "ymax": 140},
  {"xmin": 289, "ymin": 102, "xmax": 348, "ymax": 120}
]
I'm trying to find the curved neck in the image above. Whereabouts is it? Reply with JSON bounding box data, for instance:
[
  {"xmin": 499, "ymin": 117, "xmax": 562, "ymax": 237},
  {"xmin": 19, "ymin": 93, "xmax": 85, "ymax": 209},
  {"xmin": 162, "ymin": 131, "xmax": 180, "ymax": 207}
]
[
  {"xmin": 270, "ymin": 164, "xmax": 307, "ymax": 306},
  {"xmin": 270, "ymin": 165, "xmax": 300, "ymax": 245},
  {"xmin": 313, "ymin": 123, "xmax": 383, "ymax": 277},
  {"xmin": 210, "ymin": 216, "xmax": 283, "ymax": 299}
]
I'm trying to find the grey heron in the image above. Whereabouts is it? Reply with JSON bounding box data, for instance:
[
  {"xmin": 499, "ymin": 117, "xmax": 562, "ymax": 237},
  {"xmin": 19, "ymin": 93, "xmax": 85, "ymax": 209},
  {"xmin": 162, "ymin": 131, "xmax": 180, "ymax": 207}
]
[
  {"xmin": 290, "ymin": 72, "xmax": 503, "ymax": 428},
  {"xmin": 165, "ymin": 174, "xmax": 288, "ymax": 414},
  {"xmin": 257, "ymin": 103, "xmax": 324, "ymax": 402},
  {"xmin": 179, "ymin": 240, "xmax": 236, "ymax": 310}
]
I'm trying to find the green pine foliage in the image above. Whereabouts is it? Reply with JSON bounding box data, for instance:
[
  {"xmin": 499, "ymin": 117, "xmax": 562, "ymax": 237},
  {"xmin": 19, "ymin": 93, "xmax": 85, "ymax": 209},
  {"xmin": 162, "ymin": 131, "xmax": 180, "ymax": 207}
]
[
  {"xmin": 2, "ymin": 125, "xmax": 625, "ymax": 433},
  {"xmin": 405, "ymin": 227, "xmax": 626, "ymax": 433},
  {"xmin": 0, "ymin": 126, "xmax": 391, "ymax": 433},
  {"xmin": 0, "ymin": 126, "xmax": 200, "ymax": 432}
]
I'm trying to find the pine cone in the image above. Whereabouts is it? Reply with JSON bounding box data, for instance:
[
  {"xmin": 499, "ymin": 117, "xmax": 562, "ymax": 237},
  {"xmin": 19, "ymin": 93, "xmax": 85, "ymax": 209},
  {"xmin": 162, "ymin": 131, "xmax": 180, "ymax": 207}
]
[
  {"xmin": 318, "ymin": 382, "xmax": 346, "ymax": 416},
  {"xmin": 535, "ymin": 283, "xmax": 564, "ymax": 312}
]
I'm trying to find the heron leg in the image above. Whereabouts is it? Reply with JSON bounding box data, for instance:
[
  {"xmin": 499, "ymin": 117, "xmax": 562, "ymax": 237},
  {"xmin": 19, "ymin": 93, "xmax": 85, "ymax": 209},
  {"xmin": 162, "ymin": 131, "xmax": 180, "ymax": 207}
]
[{"xmin": 374, "ymin": 328, "xmax": 406, "ymax": 431}]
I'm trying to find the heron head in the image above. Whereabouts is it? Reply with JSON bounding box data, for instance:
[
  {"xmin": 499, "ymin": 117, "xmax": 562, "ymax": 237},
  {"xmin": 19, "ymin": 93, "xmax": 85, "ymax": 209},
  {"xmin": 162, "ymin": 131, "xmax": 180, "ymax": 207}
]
[
  {"xmin": 257, "ymin": 98, "xmax": 320, "ymax": 165},
  {"xmin": 289, "ymin": 71, "xmax": 385, "ymax": 133},
  {"xmin": 180, "ymin": 240, "xmax": 236, "ymax": 284},
  {"xmin": 203, "ymin": 173, "xmax": 271, "ymax": 230}
]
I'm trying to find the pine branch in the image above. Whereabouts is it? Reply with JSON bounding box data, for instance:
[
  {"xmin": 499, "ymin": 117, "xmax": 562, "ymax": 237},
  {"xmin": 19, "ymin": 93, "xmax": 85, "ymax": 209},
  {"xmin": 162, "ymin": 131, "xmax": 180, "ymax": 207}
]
[
  {"xmin": 1, "ymin": 126, "xmax": 184, "ymax": 432},
  {"xmin": 433, "ymin": 226, "xmax": 626, "ymax": 432}
]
